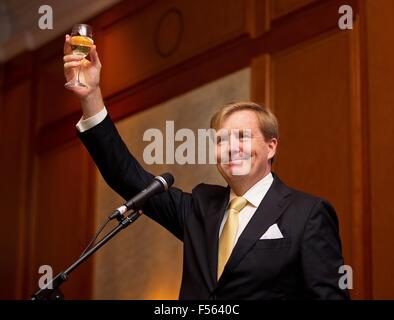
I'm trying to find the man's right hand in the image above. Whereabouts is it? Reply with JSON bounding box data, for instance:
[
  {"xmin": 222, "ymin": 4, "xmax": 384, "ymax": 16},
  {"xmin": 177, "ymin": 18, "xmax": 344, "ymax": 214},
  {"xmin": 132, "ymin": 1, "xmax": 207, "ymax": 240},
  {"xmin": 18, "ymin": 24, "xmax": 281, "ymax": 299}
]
[{"xmin": 63, "ymin": 34, "xmax": 104, "ymax": 119}]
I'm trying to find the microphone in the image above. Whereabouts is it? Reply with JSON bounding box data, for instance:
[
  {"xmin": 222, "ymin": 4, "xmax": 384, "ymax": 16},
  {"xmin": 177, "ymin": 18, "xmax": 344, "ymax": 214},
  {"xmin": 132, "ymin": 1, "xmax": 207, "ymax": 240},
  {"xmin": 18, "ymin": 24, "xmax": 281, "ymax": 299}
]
[{"xmin": 109, "ymin": 172, "xmax": 174, "ymax": 220}]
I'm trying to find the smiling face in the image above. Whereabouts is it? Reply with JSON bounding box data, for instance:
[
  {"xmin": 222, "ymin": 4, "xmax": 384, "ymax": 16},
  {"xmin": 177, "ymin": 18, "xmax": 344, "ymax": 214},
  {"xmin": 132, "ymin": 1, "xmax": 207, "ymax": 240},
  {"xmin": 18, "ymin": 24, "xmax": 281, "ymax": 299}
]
[{"xmin": 215, "ymin": 109, "xmax": 277, "ymax": 193}]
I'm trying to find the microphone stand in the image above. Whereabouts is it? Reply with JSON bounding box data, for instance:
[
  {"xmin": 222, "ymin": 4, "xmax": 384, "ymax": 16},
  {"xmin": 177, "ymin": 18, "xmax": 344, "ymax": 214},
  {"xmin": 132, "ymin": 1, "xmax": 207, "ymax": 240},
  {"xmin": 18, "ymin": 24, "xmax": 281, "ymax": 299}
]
[{"xmin": 31, "ymin": 209, "xmax": 142, "ymax": 300}]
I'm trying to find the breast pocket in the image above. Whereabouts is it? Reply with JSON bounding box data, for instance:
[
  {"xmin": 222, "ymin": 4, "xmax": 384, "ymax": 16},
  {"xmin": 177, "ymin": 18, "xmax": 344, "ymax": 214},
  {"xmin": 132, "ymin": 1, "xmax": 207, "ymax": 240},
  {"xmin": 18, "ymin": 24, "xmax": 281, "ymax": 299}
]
[
  {"xmin": 253, "ymin": 238, "xmax": 292, "ymax": 250},
  {"xmin": 247, "ymin": 237, "xmax": 293, "ymax": 280}
]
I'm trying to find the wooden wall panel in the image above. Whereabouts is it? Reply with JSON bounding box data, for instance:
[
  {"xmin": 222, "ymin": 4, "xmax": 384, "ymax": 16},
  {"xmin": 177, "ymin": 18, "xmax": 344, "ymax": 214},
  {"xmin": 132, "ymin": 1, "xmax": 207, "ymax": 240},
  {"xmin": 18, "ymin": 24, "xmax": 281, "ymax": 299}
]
[
  {"xmin": 99, "ymin": 0, "xmax": 246, "ymax": 97},
  {"xmin": 0, "ymin": 63, "xmax": 3, "ymax": 143},
  {"xmin": 271, "ymin": 0, "xmax": 318, "ymax": 20},
  {"xmin": 36, "ymin": 47, "xmax": 81, "ymax": 130},
  {"xmin": 0, "ymin": 80, "xmax": 31, "ymax": 299},
  {"xmin": 245, "ymin": 0, "xmax": 270, "ymax": 37},
  {"xmin": 269, "ymin": 31, "xmax": 357, "ymax": 294},
  {"xmin": 0, "ymin": 63, "xmax": 4, "ymax": 92},
  {"xmin": 28, "ymin": 141, "xmax": 94, "ymax": 299},
  {"xmin": 364, "ymin": 0, "xmax": 394, "ymax": 300},
  {"xmin": 1, "ymin": 0, "xmax": 393, "ymax": 300}
]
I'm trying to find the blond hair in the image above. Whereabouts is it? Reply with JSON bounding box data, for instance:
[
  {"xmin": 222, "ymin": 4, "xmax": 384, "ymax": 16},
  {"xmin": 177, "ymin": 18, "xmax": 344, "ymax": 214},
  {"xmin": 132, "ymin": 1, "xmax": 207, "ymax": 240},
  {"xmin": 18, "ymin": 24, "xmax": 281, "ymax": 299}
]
[{"xmin": 210, "ymin": 101, "xmax": 278, "ymax": 141}]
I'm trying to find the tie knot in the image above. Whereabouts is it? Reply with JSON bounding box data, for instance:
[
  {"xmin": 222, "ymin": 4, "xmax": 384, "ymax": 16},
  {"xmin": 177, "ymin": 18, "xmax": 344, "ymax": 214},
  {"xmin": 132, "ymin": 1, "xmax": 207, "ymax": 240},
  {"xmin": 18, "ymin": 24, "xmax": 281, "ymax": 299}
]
[{"xmin": 228, "ymin": 196, "xmax": 247, "ymax": 213}]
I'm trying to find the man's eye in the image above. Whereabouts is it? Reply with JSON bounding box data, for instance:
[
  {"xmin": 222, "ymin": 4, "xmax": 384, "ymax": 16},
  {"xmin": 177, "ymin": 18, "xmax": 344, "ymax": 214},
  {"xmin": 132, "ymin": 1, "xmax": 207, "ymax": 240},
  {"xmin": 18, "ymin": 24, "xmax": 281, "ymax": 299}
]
[
  {"xmin": 217, "ymin": 137, "xmax": 228, "ymax": 145},
  {"xmin": 237, "ymin": 130, "xmax": 251, "ymax": 140}
]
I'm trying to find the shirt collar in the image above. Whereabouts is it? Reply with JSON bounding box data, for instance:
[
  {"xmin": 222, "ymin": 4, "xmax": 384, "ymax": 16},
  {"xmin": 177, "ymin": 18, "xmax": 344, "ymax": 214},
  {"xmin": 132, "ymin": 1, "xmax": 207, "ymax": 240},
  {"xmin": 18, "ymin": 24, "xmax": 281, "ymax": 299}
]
[{"xmin": 229, "ymin": 172, "xmax": 274, "ymax": 207}]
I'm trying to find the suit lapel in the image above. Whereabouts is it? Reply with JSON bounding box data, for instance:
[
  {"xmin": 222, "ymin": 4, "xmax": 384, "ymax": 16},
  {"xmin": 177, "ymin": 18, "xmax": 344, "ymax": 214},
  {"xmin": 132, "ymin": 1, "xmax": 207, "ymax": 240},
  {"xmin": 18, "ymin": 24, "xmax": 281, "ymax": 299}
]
[
  {"xmin": 217, "ymin": 175, "xmax": 292, "ymax": 285},
  {"xmin": 202, "ymin": 185, "xmax": 230, "ymax": 287}
]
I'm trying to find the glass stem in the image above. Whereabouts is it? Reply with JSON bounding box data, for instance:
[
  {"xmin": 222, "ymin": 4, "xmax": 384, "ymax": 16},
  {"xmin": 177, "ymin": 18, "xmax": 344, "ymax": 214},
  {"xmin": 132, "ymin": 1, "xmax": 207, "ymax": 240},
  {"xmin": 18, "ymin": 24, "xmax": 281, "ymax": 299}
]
[{"xmin": 77, "ymin": 64, "xmax": 81, "ymax": 84}]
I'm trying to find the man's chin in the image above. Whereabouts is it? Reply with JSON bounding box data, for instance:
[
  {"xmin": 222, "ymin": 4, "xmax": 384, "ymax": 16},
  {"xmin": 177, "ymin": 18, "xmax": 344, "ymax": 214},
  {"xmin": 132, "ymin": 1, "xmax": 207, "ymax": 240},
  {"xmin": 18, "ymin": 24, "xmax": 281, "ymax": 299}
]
[{"xmin": 222, "ymin": 165, "xmax": 252, "ymax": 178}]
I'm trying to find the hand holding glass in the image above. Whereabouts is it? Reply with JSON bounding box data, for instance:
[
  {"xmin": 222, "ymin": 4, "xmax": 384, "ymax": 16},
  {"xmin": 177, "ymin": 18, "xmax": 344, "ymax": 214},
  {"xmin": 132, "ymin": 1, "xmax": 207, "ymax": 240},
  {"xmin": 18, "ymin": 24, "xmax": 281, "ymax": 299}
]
[{"xmin": 64, "ymin": 24, "xmax": 93, "ymax": 88}]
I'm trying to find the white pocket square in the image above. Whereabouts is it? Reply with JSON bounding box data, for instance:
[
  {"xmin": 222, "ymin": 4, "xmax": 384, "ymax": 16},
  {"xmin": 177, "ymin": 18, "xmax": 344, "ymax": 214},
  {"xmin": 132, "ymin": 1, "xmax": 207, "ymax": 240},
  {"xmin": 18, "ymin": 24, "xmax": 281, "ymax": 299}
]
[{"xmin": 259, "ymin": 223, "xmax": 283, "ymax": 240}]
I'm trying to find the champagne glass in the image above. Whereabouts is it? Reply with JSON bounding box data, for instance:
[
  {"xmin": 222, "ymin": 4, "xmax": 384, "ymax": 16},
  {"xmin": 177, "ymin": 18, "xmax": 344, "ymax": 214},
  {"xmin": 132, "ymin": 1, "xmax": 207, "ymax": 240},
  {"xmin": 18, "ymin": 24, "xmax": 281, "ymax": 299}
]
[{"xmin": 64, "ymin": 24, "xmax": 93, "ymax": 88}]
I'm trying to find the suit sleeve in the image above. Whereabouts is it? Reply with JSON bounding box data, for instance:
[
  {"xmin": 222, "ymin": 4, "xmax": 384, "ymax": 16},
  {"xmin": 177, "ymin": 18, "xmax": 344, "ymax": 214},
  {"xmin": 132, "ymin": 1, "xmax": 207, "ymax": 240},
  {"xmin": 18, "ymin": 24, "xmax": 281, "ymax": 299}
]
[
  {"xmin": 77, "ymin": 115, "xmax": 192, "ymax": 241},
  {"xmin": 301, "ymin": 199, "xmax": 350, "ymax": 299}
]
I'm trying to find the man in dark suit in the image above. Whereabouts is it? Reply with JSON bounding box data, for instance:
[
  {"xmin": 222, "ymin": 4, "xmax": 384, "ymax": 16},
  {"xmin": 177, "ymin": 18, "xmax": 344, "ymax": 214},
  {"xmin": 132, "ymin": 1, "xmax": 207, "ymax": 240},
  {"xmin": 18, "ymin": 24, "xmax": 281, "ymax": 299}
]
[{"xmin": 63, "ymin": 35, "xmax": 349, "ymax": 299}]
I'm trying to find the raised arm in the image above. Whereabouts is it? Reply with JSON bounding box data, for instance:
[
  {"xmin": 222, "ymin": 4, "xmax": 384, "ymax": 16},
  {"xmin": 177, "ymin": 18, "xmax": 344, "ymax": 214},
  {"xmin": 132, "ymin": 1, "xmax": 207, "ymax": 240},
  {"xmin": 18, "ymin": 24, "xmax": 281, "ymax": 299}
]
[{"xmin": 63, "ymin": 34, "xmax": 190, "ymax": 240}]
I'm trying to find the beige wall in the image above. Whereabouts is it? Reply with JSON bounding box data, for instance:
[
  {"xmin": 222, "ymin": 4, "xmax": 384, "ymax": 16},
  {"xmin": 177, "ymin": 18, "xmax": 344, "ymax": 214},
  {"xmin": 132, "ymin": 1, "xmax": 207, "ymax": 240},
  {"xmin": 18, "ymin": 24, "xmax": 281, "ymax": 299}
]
[{"xmin": 93, "ymin": 68, "xmax": 250, "ymax": 299}]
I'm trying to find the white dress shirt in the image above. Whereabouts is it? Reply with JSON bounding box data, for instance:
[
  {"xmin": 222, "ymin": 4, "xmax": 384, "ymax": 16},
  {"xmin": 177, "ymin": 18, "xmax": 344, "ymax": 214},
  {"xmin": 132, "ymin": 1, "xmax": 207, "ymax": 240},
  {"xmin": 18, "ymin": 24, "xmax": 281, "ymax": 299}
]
[
  {"xmin": 76, "ymin": 106, "xmax": 108, "ymax": 132},
  {"xmin": 219, "ymin": 172, "xmax": 274, "ymax": 249}
]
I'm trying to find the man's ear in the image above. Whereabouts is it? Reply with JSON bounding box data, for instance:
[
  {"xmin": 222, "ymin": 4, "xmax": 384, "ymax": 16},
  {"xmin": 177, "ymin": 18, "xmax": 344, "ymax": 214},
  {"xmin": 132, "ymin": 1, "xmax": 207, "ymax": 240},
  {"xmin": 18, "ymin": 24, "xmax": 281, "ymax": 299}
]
[{"xmin": 267, "ymin": 138, "xmax": 278, "ymax": 161}]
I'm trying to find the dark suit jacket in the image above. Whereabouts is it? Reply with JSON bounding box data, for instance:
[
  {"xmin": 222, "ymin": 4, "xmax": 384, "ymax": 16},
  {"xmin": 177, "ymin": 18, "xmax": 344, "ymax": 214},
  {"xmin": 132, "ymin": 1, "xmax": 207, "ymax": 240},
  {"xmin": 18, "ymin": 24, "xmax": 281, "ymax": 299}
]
[{"xmin": 78, "ymin": 115, "xmax": 350, "ymax": 300}]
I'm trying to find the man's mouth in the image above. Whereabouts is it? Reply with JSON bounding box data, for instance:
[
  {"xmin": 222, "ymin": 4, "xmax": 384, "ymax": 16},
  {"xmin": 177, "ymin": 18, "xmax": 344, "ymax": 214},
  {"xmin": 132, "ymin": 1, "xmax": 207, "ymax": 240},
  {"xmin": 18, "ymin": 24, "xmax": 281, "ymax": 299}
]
[{"xmin": 227, "ymin": 157, "xmax": 250, "ymax": 165}]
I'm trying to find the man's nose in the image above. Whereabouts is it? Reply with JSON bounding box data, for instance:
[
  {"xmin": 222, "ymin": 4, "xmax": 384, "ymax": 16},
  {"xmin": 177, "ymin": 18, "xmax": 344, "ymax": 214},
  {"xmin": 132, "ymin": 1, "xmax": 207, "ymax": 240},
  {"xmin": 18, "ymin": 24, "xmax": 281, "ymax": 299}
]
[
  {"xmin": 229, "ymin": 136, "xmax": 241, "ymax": 155},
  {"xmin": 229, "ymin": 134, "xmax": 239, "ymax": 147}
]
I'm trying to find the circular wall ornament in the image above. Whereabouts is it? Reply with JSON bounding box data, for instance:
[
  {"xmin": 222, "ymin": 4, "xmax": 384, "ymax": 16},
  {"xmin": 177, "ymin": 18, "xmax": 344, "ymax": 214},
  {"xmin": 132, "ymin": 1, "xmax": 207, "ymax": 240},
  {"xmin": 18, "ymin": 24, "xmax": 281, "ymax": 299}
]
[{"xmin": 154, "ymin": 7, "xmax": 183, "ymax": 58}]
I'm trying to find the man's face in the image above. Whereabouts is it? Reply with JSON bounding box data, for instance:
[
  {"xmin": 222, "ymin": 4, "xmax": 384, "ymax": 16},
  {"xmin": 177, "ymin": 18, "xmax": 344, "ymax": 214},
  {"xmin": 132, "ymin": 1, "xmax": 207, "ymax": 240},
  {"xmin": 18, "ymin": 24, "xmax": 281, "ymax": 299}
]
[{"xmin": 215, "ymin": 110, "xmax": 277, "ymax": 186}]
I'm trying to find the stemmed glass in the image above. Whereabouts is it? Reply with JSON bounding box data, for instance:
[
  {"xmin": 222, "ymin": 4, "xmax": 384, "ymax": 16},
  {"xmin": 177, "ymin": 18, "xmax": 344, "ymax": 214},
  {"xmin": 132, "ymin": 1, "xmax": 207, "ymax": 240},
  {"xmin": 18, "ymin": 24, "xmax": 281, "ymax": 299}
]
[{"xmin": 64, "ymin": 24, "xmax": 93, "ymax": 88}]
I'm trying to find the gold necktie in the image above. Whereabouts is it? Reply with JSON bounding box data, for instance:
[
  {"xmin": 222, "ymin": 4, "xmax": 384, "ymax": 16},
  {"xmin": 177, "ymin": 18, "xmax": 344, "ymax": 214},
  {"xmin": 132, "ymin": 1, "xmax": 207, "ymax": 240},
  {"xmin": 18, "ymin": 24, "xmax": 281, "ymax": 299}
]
[{"xmin": 217, "ymin": 196, "xmax": 248, "ymax": 279}]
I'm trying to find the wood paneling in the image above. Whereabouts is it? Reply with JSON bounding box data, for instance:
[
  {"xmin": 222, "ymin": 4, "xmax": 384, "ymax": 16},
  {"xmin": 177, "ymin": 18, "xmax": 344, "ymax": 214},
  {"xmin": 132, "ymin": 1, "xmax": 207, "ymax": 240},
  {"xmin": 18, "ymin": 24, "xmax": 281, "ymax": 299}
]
[
  {"xmin": 0, "ymin": 62, "xmax": 4, "ymax": 143},
  {"xmin": 245, "ymin": 0, "xmax": 270, "ymax": 37},
  {"xmin": 0, "ymin": 63, "xmax": 4, "ymax": 88},
  {"xmin": 0, "ymin": 80, "xmax": 32, "ymax": 299},
  {"xmin": 348, "ymin": 10, "xmax": 372, "ymax": 299},
  {"xmin": 251, "ymin": 54, "xmax": 270, "ymax": 106},
  {"xmin": 28, "ymin": 141, "xmax": 94, "ymax": 299},
  {"xmin": 252, "ymin": 0, "xmax": 372, "ymax": 299},
  {"xmin": 270, "ymin": 31, "xmax": 353, "ymax": 274},
  {"xmin": 35, "ymin": 40, "xmax": 81, "ymax": 130},
  {"xmin": 98, "ymin": 0, "xmax": 246, "ymax": 97},
  {"xmin": 252, "ymin": 20, "xmax": 373, "ymax": 298},
  {"xmin": 1, "ymin": 0, "xmax": 394, "ymax": 300},
  {"xmin": 267, "ymin": 0, "xmax": 357, "ymax": 54},
  {"xmin": 271, "ymin": 0, "xmax": 317, "ymax": 20},
  {"xmin": 36, "ymin": 34, "xmax": 256, "ymax": 153},
  {"xmin": 2, "ymin": 52, "xmax": 33, "ymax": 89},
  {"xmin": 364, "ymin": 0, "xmax": 394, "ymax": 300},
  {"xmin": 36, "ymin": 0, "xmax": 355, "ymax": 152}
]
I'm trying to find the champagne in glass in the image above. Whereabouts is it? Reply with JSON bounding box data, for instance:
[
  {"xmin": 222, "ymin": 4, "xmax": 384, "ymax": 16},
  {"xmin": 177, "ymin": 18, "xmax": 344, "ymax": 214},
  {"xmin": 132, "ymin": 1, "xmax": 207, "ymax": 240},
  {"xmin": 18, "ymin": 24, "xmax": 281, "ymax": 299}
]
[
  {"xmin": 70, "ymin": 35, "xmax": 94, "ymax": 57},
  {"xmin": 65, "ymin": 24, "xmax": 93, "ymax": 88}
]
